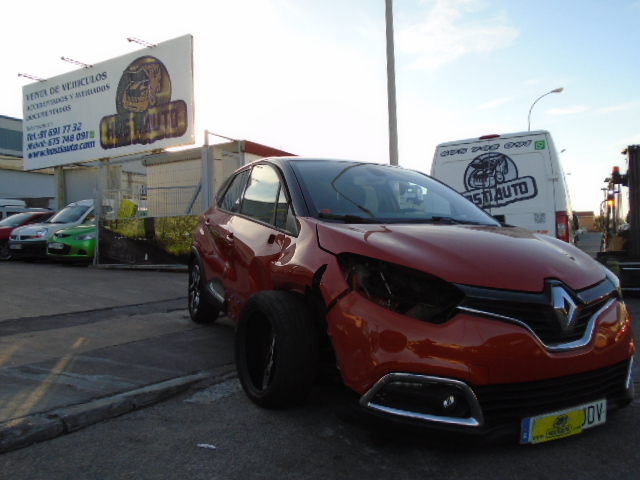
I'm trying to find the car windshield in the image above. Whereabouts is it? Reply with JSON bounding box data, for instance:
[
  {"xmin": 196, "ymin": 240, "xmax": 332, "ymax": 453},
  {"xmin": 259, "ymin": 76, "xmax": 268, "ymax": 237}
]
[
  {"xmin": 0, "ymin": 213, "xmax": 38, "ymax": 227},
  {"xmin": 290, "ymin": 160, "xmax": 499, "ymax": 226},
  {"xmin": 47, "ymin": 205, "xmax": 91, "ymax": 224}
]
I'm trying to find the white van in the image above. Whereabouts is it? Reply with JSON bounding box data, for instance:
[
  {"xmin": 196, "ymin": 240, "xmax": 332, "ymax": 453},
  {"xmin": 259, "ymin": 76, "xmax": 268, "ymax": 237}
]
[
  {"xmin": 0, "ymin": 199, "xmax": 47, "ymax": 220},
  {"xmin": 431, "ymin": 130, "xmax": 575, "ymax": 243},
  {"xmin": 0, "ymin": 198, "xmax": 26, "ymax": 208}
]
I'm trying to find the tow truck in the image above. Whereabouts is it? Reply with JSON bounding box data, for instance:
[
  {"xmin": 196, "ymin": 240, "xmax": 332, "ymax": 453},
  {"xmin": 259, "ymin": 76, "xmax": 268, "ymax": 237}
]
[{"xmin": 597, "ymin": 145, "xmax": 640, "ymax": 292}]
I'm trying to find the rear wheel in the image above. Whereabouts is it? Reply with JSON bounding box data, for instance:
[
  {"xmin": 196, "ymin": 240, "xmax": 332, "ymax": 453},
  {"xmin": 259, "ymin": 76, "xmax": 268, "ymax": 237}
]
[
  {"xmin": 188, "ymin": 260, "xmax": 219, "ymax": 324},
  {"xmin": 235, "ymin": 291, "xmax": 318, "ymax": 409}
]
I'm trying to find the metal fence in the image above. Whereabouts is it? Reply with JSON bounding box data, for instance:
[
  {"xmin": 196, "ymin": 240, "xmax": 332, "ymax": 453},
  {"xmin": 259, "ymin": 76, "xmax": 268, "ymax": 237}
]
[{"xmin": 95, "ymin": 145, "xmax": 243, "ymax": 266}]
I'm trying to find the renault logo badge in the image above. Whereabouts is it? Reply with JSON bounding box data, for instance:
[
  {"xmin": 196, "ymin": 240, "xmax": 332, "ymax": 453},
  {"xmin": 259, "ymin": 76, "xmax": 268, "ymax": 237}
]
[{"xmin": 552, "ymin": 286, "xmax": 578, "ymax": 331}]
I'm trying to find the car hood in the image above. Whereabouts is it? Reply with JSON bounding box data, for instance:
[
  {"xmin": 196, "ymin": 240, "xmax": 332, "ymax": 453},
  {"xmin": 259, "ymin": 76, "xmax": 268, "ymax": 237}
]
[
  {"xmin": 12, "ymin": 222, "xmax": 77, "ymax": 238},
  {"xmin": 315, "ymin": 222, "xmax": 605, "ymax": 292},
  {"xmin": 54, "ymin": 224, "xmax": 96, "ymax": 236}
]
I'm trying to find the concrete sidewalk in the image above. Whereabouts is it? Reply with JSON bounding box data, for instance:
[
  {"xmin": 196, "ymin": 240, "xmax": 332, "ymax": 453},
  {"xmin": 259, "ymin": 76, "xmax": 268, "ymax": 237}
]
[{"xmin": 0, "ymin": 262, "xmax": 235, "ymax": 453}]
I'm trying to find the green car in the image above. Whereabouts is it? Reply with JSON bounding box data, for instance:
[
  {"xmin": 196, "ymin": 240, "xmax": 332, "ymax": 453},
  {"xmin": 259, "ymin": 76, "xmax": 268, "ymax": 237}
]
[{"xmin": 47, "ymin": 223, "xmax": 96, "ymax": 262}]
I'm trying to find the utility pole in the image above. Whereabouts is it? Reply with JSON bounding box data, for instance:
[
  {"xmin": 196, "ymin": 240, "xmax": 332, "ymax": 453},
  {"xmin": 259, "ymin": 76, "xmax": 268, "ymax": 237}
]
[{"xmin": 385, "ymin": 0, "xmax": 399, "ymax": 166}]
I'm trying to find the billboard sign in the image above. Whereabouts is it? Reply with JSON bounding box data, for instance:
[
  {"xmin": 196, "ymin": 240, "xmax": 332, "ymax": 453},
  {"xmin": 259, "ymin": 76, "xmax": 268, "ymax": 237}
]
[{"xmin": 22, "ymin": 34, "xmax": 194, "ymax": 170}]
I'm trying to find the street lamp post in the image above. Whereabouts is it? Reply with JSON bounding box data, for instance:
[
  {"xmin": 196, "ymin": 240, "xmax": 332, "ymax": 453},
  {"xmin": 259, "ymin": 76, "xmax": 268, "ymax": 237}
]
[{"xmin": 527, "ymin": 87, "xmax": 563, "ymax": 131}]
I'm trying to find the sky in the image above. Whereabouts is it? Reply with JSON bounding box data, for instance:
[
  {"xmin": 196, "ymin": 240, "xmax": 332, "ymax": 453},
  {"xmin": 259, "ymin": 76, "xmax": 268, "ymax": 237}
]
[{"xmin": 4, "ymin": 0, "xmax": 640, "ymax": 215}]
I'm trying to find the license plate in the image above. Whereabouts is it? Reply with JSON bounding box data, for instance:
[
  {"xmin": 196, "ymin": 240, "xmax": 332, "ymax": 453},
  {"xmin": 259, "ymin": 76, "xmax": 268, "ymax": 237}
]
[
  {"xmin": 48, "ymin": 243, "xmax": 64, "ymax": 250},
  {"xmin": 521, "ymin": 399, "xmax": 606, "ymax": 444},
  {"xmin": 10, "ymin": 244, "xmax": 22, "ymax": 250}
]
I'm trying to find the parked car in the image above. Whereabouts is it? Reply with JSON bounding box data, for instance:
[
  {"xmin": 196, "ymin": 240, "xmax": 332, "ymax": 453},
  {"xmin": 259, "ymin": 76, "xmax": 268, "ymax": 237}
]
[
  {"xmin": 189, "ymin": 157, "xmax": 634, "ymax": 445},
  {"xmin": 46, "ymin": 222, "xmax": 96, "ymax": 262},
  {"xmin": 0, "ymin": 210, "xmax": 55, "ymax": 261},
  {"xmin": 9, "ymin": 200, "xmax": 94, "ymax": 260}
]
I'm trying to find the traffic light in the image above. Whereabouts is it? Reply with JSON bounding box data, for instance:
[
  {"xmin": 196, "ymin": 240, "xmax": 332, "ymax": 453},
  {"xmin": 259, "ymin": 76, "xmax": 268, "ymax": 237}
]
[{"xmin": 612, "ymin": 166, "xmax": 628, "ymax": 186}]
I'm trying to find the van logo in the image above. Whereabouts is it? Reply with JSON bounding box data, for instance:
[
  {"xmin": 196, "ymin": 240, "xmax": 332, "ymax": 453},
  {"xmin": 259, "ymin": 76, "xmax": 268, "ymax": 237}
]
[{"xmin": 462, "ymin": 152, "xmax": 538, "ymax": 208}]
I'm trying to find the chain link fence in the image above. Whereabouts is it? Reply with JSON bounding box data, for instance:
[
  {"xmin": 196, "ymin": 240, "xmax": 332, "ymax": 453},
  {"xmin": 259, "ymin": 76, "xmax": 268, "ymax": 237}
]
[{"xmin": 96, "ymin": 145, "xmax": 242, "ymax": 266}]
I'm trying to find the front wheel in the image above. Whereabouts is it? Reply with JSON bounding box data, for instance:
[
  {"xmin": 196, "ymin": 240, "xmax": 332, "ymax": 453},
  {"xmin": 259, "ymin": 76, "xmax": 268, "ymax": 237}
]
[
  {"xmin": 188, "ymin": 260, "xmax": 219, "ymax": 324},
  {"xmin": 235, "ymin": 291, "xmax": 318, "ymax": 409},
  {"xmin": 0, "ymin": 241, "xmax": 11, "ymax": 261}
]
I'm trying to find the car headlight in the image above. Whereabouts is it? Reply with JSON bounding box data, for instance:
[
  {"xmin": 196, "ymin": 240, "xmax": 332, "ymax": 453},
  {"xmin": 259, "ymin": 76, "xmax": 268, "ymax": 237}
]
[
  {"xmin": 337, "ymin": 253, "xmax": 464, "ymax": 323},
  {"xmin": 25, "ymin": 229, "xmax": 48, "ymax": 239},
  {"xmin": 75, "ymin": 232, "xmax": 96, "ymax": 241},
  {"xmin": 603, "ymin": 264, "xmax": 622, "ymax": 296}
]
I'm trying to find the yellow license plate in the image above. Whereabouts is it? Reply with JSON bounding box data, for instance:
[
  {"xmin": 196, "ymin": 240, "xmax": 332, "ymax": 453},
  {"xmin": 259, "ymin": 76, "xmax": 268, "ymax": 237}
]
[{"xmin": 521, "ymin": 399, "xmax": 606, "ymax": 444}]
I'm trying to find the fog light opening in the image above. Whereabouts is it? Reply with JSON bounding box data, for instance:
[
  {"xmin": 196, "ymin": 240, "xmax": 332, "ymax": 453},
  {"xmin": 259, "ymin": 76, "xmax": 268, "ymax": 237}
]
[
  {"xmin": 438, "ymin": 392, "xmax": 470, "ymax": 418},
  {"xmin": 442, "ymin": 394, "xmax": 456, "ymax": 410},
  {"xmin": 361, "ymin": 374, "xmax": 484, "ymax": 427}
]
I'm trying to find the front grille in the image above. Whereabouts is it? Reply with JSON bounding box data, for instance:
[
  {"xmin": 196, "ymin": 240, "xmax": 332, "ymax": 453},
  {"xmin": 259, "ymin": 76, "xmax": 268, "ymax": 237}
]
[
  {"xmin": 461, "ymin": 295, "xmax": 611, "ymax": 345},
  {"xmin": 474, "ymin": 359, "xmax": 632, "ymax": 425},
  {"xmin": 48, "ymin": 244, "xmax": 72, "ymax": 255},
  {"xmin": 456, "ymin": 278, "xmax": 619, "ymax": 350}
]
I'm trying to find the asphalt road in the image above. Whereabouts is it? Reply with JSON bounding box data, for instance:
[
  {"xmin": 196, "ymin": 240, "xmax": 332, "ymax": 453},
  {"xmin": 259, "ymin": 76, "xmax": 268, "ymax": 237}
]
[
  {"xmin": 2, "ymin": 237, "xmax": 640, "ymax": 479},
  {"xmin": 2, "ymin": 346, "xmax": 640, "ymax": 480},
  {"xmin": 0, "ymin": 261, "xmax": 236, "ymax": 454}
]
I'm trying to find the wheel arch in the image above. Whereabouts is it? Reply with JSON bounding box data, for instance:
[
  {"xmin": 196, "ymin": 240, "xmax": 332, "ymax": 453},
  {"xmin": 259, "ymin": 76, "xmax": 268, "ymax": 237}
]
[{"xmin": 189, "ymin": 246, "xmax": 227, "ymax": 315}]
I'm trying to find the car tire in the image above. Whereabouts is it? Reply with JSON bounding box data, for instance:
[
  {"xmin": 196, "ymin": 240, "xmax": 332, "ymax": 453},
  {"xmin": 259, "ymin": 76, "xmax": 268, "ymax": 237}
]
[
  {"xmin": 0, "ymin": 241, "xmax": 10, "ymax": 261},
  {"xmin": 188, "ymin": 260, "xmax": 219, "ymax": 324},
  {"xmin": 235, "ymin": 290, "xmax": 318, "ymax": 409}
]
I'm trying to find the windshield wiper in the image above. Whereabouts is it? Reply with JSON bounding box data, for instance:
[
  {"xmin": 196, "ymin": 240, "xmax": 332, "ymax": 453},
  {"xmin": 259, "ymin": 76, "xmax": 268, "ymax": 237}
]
[
  {"xmin": 431, "ymin": 216, "xmax": 467, "ymax": 224},
  {"xmin": 394, "ymin": 216, "xmax": 488, "ymax": 225},
  {"xmin": 318, "ymin": 213, "xmax": 382, "ymax": 224},
  {"xmin": 432, "ymin": 216, "xmax": 493, "ymax": 225}
]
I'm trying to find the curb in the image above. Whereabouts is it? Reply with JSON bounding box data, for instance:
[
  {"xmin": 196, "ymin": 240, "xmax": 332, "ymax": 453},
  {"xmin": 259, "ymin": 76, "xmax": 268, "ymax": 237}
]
[{"xmin": 0, "ymin": 365, "xmax": 237, "ymax": 454}]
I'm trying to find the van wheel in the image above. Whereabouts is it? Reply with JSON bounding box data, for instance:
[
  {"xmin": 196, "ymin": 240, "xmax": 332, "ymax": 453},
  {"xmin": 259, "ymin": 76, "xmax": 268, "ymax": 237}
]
[
  {"xmin": 188, "ymin": 261, "xmax": 219, "ymax": 324},
  {"xmin": 235, "ymin": 291, "xmax": 318, "ymax": 409}
]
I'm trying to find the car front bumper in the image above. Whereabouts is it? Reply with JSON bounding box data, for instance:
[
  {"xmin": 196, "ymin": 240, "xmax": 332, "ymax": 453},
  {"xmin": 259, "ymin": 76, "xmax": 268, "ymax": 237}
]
[
  {"xmin": 357, "ymin": 359, "xmax": 634, "ymax": 441},
  {"xmin": 8, "ymin": 240, "xmax": 47, "ymax": 259},
  {"xmin": 325, "ymin": 289, "xmax": 635, "ymax": 439},
  {"xmin": 47, "ymin": 240, "xmax": 95, "ymax": 261}
]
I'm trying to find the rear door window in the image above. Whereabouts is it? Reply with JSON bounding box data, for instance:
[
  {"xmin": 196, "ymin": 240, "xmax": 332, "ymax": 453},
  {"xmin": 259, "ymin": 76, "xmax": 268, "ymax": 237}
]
[{"xmin": 241, "ymin": 164, "xmax": 281, "ymax": 225}]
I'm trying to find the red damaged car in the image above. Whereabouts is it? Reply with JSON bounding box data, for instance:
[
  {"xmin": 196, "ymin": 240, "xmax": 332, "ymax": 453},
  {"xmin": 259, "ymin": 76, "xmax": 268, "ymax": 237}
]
[{"xmin": 189, "ymin": 158, "xmax": 634, "ymax": 445}]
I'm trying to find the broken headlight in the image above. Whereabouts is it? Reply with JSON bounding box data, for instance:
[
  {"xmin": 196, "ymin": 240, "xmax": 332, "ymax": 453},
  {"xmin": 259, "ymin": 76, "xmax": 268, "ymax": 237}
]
[{"xmin": 337, "ymin": 253, "xmax": 463, "ymax": 324}]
